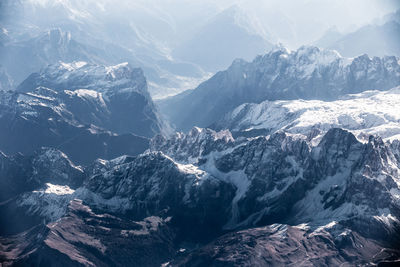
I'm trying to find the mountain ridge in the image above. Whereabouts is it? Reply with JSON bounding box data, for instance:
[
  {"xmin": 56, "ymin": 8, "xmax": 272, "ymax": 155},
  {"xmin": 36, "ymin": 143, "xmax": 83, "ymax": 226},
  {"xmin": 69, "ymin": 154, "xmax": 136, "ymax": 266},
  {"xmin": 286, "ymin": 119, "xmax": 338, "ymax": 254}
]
[
  {"xmin": 0, "ymin": 61, "xmax": 167, "ymax": 164},
  {"xmin": 160, "ymin": 46, "xmax": 400, "ymax": 131}
]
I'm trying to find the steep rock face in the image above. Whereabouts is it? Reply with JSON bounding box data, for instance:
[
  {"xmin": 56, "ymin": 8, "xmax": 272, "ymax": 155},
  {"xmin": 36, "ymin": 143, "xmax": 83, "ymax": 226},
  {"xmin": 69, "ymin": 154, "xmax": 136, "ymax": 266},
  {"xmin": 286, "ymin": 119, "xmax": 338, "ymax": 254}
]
[
  {"xmin": 0, "ymin": 61, "xmax": 168, "ymax": 164},
  {"xmin": 213, "ymin": 133, "xmax": 311, "ymax": 227},
  {"xmin": 84, "ymin": 152, "xmax": 236, "ymax": 242},
  {"xmin": 0, "ymin": 88, "xmax": 150, "ymax": 165},
  {"xmin": 150, "ymin": 127, "xmax": 235, "ymax": 163},
  {"xmin": 160, "ymin": 46, "xmax": 400, "ymax": 131},
  {"xmin": 17, "ymin": 61, "xmax": 165, "ymax": 137},
  {"xmin": 290, "ymin": 129, "xmax": 400, "ymax": 238},
  {"xmin": 0, "ymin": 199, "xmax": 176, "ymax": 267},
  {"xmin": 215, "ymin": 86, "xmax": 400, "ymax": 142}
]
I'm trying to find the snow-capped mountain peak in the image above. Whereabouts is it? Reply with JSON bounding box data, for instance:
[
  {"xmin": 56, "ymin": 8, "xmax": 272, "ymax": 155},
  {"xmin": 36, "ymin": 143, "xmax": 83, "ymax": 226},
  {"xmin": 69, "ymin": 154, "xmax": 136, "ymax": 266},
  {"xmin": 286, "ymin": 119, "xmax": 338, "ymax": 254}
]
[
  {"xmin": 18, "ymin": 61, "xmax": 149, "ymax": 97},
  {"xmin": 161, "ymin": 46, "xmax": 400, "ymax": 131}
]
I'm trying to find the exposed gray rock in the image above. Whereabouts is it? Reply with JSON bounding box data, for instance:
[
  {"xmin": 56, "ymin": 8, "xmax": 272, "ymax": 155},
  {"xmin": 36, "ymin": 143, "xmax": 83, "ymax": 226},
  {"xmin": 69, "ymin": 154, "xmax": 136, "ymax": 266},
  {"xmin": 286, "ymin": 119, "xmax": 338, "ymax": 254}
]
[
  {"xmin": 150, "ymin": 127, "xmax": 235, "ymax": 163},
  {"xmin": 84, "ymin": 151, "xmax": 236, "ymax": 242},
  {"xmin": 0, "ymin": 61, "xmax": 170, "ymax": 164},
  {"xmin": 16, "ymin": 61, "xmax": 166, "ymax": 137},
  {"xmin": 0, "ymin": 89, "xmax": 150, "ymax": 165},
  {"xmin": 160, "ymin": 46, "xmax": 400, "ymax": 131}
]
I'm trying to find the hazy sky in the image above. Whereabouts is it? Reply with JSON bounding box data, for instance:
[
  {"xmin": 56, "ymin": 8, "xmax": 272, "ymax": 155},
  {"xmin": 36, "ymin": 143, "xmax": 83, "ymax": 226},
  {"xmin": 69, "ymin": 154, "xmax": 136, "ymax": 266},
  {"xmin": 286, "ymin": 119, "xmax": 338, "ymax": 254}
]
[
  {"xmin": 188, "ymin": 0, "xmax": 400, "ymax": 47},
  {"xmin": 28, "ymin": 0, "xmax": 399, "ymax": 29},
  {"xmin": 6, "ymin": 0, "xmax": 400, "ymax": 49},
  {"xmin": 104, "ymin": 0, "xmax": 400, "ymax": 47}
]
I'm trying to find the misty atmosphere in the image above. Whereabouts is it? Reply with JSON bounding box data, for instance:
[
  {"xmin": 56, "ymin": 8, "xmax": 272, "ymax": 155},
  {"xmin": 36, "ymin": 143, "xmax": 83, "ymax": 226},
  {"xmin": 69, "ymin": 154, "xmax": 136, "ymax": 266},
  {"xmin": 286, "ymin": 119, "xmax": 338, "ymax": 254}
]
[{"xmin": 0, "ymin": 0, "xmax": 400, "ymax": 266}]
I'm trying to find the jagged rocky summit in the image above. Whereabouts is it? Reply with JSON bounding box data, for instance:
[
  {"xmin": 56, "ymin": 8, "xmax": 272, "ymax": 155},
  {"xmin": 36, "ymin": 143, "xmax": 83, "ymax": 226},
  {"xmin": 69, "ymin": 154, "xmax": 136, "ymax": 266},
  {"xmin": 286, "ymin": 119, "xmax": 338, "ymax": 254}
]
[{"xmin": 160, "ymin": 46, "xmax": 400, "ymax": 131}]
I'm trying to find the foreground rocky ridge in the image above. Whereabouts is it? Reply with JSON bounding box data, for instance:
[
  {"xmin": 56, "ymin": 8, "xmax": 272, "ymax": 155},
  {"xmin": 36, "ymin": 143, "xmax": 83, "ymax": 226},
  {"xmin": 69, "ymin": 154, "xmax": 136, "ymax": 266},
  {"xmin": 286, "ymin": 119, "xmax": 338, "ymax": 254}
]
[
  {"xmin": 171, "ymin": 224, "xmax": 400, "ymax": 266},
  {"xmin": 1, "ymin": 127, "xmax": 399, "ymax": 265},
  {"xmin": 0, "ymin": 200, "xmax": 176, "ymax": 267}
]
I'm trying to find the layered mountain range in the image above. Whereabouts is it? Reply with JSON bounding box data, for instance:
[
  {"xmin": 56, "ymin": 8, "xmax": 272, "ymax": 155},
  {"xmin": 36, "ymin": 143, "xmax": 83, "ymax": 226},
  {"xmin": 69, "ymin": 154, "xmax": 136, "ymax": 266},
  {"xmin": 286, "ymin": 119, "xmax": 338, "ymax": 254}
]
[
  {"xmin": 1, "ymin": 1, "xmax": 398, "ymax": 98},
  {"xmin": 160, "ymin": 46, "xmax": 400, "ymax": 131},
  {"xmin": 0, "ymin": 5, "xmax": 399, "ymax": 264}
]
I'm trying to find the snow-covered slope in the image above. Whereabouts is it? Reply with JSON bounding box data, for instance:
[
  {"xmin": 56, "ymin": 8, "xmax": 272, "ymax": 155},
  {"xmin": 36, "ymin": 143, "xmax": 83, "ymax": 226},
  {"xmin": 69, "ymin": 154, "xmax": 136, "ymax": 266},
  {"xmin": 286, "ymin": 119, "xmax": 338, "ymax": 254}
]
[
  {"xmin": 160, "ymin": 46, "xmax": 400, "ymax": 131},
  {"xmin": 216, "ymin": 87, "xmax": 400, "ymax": 143}
]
